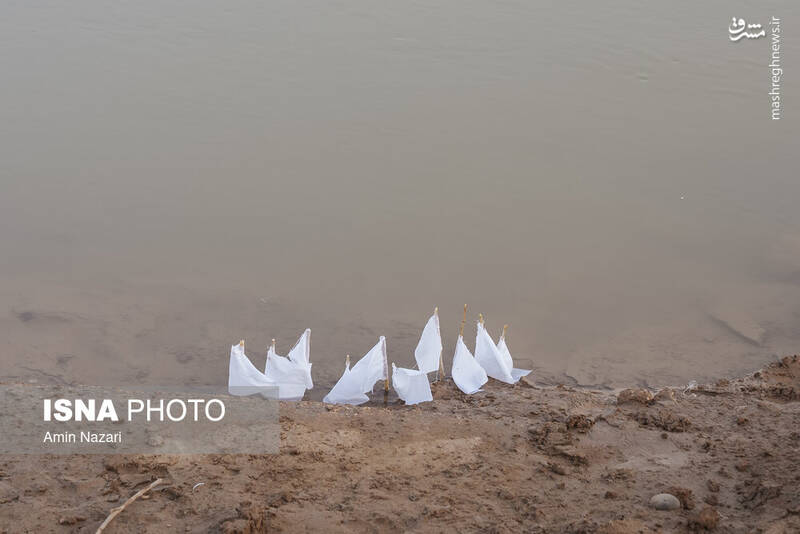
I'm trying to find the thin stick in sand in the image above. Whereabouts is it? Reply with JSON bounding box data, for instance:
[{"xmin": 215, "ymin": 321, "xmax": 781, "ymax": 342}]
[
  {"xmin": 435, "ymin": 307, "xmax": 445, "ymax": 381},
  {"xmin": 460, "ymin": 304, "xmax": 467, "ymax": 337},
  {"xmin": 382, "ymin": 339, "xmax": 389, "ymax": 404},
  {"xmin": 96, "ymin": 478, "xmax": 164, "ymax": 533}
]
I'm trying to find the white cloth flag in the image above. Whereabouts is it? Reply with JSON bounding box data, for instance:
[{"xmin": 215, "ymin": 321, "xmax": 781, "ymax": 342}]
[
  {"xmin": 414, "ymin": 312, "xmax": 442, "ymax": 374},
  {"xmin": 228, "ymin": 342, "xmax": 276, "ymax": 397},
  {"xmin": 392, "ymin": 363, "xmax": 433, "ymax": 405},
  {"xmin": 497, "ymin": 336, "xmax": 532, "ymax": 383},
  {"xmin": 349, "ymin": 336, "xmax": 388, "ymax": 394},
  {"xmin": 323, "ymin": 337, "xmax": 388, "ymax": 405},
  {"xmin": 263, "ymin": 329, "xmax": 314, "ymax": 401},
  {"xmin": 287, "ymin": 328, "xmax": 314, "ymax": 389},
  {"xmin": 474, "ymin": 321, "xmax": 515, "ymax": 383},
  {"xmin": 322, "ymin": 361, "xmax": 369, "ymax": 405},
  {"xmin": 264, "ymin": 345, "xmax": 308, "ymax": 401},
  {"xmin": 474, "ymin": 321, "xmax": 531, "ymax": 384},
  {"xmin": 451, "ymin": 335, "xmax": 487, "ymax": 394}
]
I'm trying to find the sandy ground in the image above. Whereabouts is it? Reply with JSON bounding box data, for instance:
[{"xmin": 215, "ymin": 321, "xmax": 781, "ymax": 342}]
[{"xmin": 0, "ymin": 356, "xmax": 798, "ymax": 533}]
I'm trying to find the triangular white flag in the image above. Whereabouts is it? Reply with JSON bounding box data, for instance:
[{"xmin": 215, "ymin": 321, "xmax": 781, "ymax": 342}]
[
  {"xmin": 414, "ymin": 312, "xmax": 442, "ymax": 375},
  {"xmin": 392, "ymin": 363, "xmax": 433, "ymax": 405},
  {"xmin": 451, "ymin": 335, "xmax": 487, "ymax": 394},
  {"xmin": 323, "ymin": 361, "xmax": 370, "ymax": 405},
  {"xmin": 228, "ymin": 342, "xmax": 276, "ymax": 397},
  {"xmin": 264, "ymin": 344, "xmax": 308, "ymax": 401},
  {"xmin": 497, "ymin": 335, "xmax": 532, "ymax": 383},
  {"xmin": 286, "ymin": 328, "xmax": 313, "ymax": 389},
  {"xmin": 348, "ymin": 336, "xmax": 388, "ymax": 394},
  {"xmin": 323, "ymin": 337, "xmax": 388, "ymax": 405},
  {"xmin": 474, "ymin": 321, "xmax": 516, "ymax": 383}
]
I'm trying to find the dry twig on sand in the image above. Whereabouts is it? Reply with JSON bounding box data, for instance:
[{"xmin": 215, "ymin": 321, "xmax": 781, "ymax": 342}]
[{"xmin": 95, "ymin": 478, "xmax": 164, "ymax": 533}]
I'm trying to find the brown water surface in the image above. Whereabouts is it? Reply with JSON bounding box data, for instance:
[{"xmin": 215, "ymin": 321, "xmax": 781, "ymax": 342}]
[{"xmin": 1, "ymin": 1, "xmax": 799, "ymax": 393}]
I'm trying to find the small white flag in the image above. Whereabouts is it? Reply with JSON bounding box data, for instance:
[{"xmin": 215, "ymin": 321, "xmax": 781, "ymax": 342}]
[
  {"xmin": 323, "ymin": 360, "xmax": 370, "ymax": 405},
  {"xmin": 414, "ymin": 312, "xmax": 442, "ymax": 374},
  {"xmin": 265, "ymin": 345, "xmax": 308, "ymax": 401},
  {"xmin": 498, "ymin": 335, "xmax": 531, "ymax": 383},
  {"xmin": 392, "ymin": 363, "xmax": 433, "ymax": 405},
  {"xmin": 228, "ymin": 342, "xmax": 276, "ymax": 397},
  {"xmin": 350, "ymin": 336, "xmax": 388, "ymax": 394},
  {"xmin": 263, "ymin": 329, "xmax": 314, "ymax": 400},
  {"xmin": 286, "ymin": 328, "xmax": 314, "ymax": 389},
  {"xmin": 475, "ymin": 321, "xmax": 515, "ymax": 383},
  {"xmin": 451, "ymin": 335, "xmax": 487, "ymax": 394},
  {"xmin": 323, "ymin": 337, "xmax": 388, "ymax": 405},
  {"xmin": 474, "ymin": 321, "xmax": 531, "ymax": 384}
]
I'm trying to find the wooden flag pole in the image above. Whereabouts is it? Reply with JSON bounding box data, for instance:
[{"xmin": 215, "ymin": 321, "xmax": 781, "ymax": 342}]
[
  {"xmin": 345, "ymin": 354, "xmax": 350, "ymax": 367},
  {"xmin": 435, "ymin": 307, "xmax": 444, "ymax": 382},
  {"xmin": 460, "ymin": 304, "xmax": 467, "ymax": 337},
  {"xmin": 501, "ymin": 324, "xmax": 508, "ymax": 341},
  {"xmin": 478, "ymin": 313, "xmax": 484, "ymax": 326},
  {"xmin": 382, "ymin": 338, "xmax": 389, "ymax": 404}
]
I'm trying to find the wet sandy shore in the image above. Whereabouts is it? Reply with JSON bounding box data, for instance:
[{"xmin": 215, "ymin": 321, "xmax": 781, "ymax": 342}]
[{"xmin": 0, "ymin": 356, "xmax": 798, "ymax": 533}]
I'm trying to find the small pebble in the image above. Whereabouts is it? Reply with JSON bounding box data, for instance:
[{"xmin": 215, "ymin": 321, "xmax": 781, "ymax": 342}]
[
  {"xmin": 650, "ymin": 493, "xmax": 681, "ymax": 511},
  {"xmin": 58, "ymin": 515, "xmax": 86, "ymax": 525}
]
